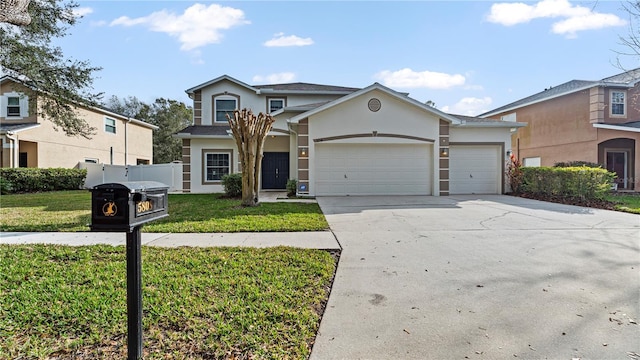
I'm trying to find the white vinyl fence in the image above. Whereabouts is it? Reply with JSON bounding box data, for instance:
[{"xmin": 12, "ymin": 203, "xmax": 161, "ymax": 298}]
[{"xmin": 80, "ymin": 162, "xmax": 183, "ymax": 192}]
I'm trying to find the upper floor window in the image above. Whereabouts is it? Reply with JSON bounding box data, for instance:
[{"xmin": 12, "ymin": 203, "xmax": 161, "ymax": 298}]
[
  {"xmin": 104, "ymin": 117, "xmax": 116, "ymax": 134},
  {"xmin": 215, "ymin": 97, "xmax": 237, "ymax": 123},
  {"xmin": 7, "ymin": 97, "xmax": 20, "ymax": 116},
  {"xmin": 268, "ymin": 98, "xmax": 285, "ymax": 113},
  {"xmin": 611, "ymin": 90, "xmax": 626, "ymax": 116},
  {"xmin": 0, "ymin": 92, "xmax": 28, "ymax": 118}
]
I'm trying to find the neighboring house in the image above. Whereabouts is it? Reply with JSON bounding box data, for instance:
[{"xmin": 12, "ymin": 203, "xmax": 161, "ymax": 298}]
[
  {"xmin": 0, "ymin": 76, "xmax": 157, "ymax": 168},
  {"xmin": 480, "ymin": 68, "xmax": 640, "ymax": 191},
  {"xmin": 176, "ymin": 75, "xmax": 525, "ymax": 196}
]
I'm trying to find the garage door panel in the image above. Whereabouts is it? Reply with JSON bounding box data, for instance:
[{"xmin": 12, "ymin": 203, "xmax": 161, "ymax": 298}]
[
  {"xmin": 315, "ymin": 143, "xmax": 432, "ymax": 196},
  {"xmin": 450, "ymin": 145, "xmax": 501, "ymax": 195}
]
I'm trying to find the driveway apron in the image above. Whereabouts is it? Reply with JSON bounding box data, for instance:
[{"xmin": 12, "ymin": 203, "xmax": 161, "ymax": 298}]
[{"xmin": 312, "ymin": 195, "xmax": 640, "ymax": 360}]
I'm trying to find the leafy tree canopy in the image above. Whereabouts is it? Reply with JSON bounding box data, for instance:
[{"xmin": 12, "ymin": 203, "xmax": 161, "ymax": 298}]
[
  {"xmin": 1, "ymin": 0, "xmax": 101, "ymax": 138},
  {"xmin": 105, "ymin": 96, "xmax": 192, "ymax": 164}
]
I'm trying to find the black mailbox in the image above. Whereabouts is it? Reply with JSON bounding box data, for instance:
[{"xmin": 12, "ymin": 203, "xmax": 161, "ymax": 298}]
[{"xmin": 90, "ymin": 181, "xmax": 169, "ymax": 232}]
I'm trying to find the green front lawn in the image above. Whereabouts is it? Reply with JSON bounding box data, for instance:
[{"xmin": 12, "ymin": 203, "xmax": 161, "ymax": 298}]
[
  {"xmin": 0, "ymin": 244, "xmax": 337, "ymax": 359},
  {"xmin": 605, "ymin": 193, "xmax": 640, "ymax": 214},
  {"xmin": 0, "ymin": 191, "xmax": 328, "ymax": 232}
]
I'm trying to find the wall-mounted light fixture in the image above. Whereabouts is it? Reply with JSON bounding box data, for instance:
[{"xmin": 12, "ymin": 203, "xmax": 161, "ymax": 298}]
[
  {"xmin": 299, "ymin": 147, "xmax": 308, "ymax": 157},
  {"xmin": 506, "ymin": 149, "xmax": 513, "ymax": 157},
  {"xmin": 440, "ymin": 147, "xmax": 449, "ymax": 157}
]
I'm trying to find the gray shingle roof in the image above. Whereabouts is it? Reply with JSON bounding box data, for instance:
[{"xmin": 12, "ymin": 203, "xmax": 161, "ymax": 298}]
[
  {"xmin": 605, "ymin": 120, "xmax": 640, "ymax": 129},
  {"xmin": 253, "ymin": 82, "xmax": 360, "ymax": 93},
  {"xmin": 0, "ymin": 122, "xmax": 40, "ymax": 133},
  {"xmin": 481, "ymin": 68, "xmax": 640, "ymax": 117},
  {"xmin": 176, "ymin": 125, "xmax": 230, "ymax": 136}
]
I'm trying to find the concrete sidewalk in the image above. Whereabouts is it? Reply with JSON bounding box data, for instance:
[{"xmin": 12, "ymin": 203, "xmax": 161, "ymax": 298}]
[{"xmin": 0, "ymin": 231, "xmax": 341, "ymax": 250}]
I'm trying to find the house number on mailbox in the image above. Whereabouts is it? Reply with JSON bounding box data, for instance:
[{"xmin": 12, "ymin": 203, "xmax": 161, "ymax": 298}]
[{"xmin": 136, "ymin": 200, "xmax": 153, "ymax": 215}]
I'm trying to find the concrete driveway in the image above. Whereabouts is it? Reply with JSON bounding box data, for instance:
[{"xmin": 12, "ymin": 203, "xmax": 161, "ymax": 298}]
[{"xmin": 311, "ymin": 195, "xmax": 639, "ymax": 360}]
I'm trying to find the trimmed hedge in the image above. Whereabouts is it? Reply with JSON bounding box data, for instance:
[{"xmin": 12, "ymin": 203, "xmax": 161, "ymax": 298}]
[
  {"xmin": 0, "ymin": 168, "xmax": 87, "ymax": 194},
  {"xmin": 521, "ymin": 166, "xmax": 615, "ymax": 200}
]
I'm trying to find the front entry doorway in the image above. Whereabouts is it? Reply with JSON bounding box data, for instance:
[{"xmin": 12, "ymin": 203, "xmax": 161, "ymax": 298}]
[
  {"xmin": 606, "ymin": 150, "xmax": 629, "ymax": 189},
  {"xmin": 262, "ymin": 152, "xmax": 289, "ymax": 189}
]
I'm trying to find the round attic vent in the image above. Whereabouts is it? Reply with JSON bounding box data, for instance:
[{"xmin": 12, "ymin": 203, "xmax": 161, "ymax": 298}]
[{"xmin": 368, "ymin": 98, "xmax": 381, "ymax": 112}]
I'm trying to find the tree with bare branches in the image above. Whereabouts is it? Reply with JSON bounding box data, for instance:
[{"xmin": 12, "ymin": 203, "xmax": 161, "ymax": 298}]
[
  {"xmin": 227, "ymin": 108, "xmax": 275, "ymax": 206},
  {"xmin": 619, "ymin": 1, "xmax": 640, "ymax": 61}
]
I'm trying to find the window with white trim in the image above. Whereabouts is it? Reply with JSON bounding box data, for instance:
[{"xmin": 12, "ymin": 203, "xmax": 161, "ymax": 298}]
[
  {"xmin": 104, "ymin": 117, "xmax": 116, "ymax": 134},
  {"xmin": 268, "ymin": 98, "xmax": 285, "ymax": 113},
  {"xmin": 215, "ymin": 97, "xmax": 237, "ymax": 123},
  {"xmin": 205, "ymin": 152, "xmax": 230, "ymax": 181},
  {"xmin": 610, "ymin": 90, "xmax": 626, "ymax": 116},
  {"xmin": 7, "ymin": 97, "xmax": 20, "ymax": 116},
  {"xmin": 0, "ymin": 92, "xmax": 29, "ymax": 118}
]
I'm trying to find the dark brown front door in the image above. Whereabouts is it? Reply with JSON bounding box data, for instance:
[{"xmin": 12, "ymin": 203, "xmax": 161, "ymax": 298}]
[{"xmin": 606, "ymin": 151, "xmax": 628, "ymax": 189}]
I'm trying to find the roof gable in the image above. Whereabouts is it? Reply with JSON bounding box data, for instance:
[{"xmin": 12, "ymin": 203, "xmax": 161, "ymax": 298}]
[
  {"xmin": 185, "ymin": 75, "xmax": 360, "ymax": 96},
  {"xmin": 288, "ymin": 82, "xmax": 463, "ymax": 125}
]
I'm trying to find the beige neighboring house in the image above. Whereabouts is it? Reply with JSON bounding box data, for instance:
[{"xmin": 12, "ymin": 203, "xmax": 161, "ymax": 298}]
[
  {"xmin": 176, "ymin": 75, "xmax": 526, "ymax": 196},
  {"xmin": 1, "ymin": 76, "xmax": 157, "ymax": 168}
]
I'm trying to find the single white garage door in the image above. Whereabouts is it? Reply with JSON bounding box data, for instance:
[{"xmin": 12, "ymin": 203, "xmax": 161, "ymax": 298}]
[
  {"xmin": 315, "ymin": 143, "xmax": 432, "ymax": 196},
  {"xmin": 449, "ymin": 145, "xmax": 501, "ymax": 194}
]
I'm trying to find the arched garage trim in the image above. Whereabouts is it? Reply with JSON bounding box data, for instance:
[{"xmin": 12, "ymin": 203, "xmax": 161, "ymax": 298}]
[{"xmin": 313, "ymin": 132, "xmax": 435, "ymax": 143}]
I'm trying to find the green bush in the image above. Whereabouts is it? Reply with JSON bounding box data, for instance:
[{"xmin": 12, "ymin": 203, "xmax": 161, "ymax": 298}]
[
  {"xmin": 554, "ymin": 161, "xmax": 602, "ymax": 168},
  {"xmin": 221, "ymin": 173, "xmax": 242, "ymax": 198},
  {"xmin": 0, "ymin": 168, "xmax": 86, "ymax": 193},
  {"xmin": 0, "ymin": 177, "xmax": 13, "ymax": 195},
  {"xmin": 521, "ymin": 166, "xmax": 615, "ymax": 200},
  {"xmin": 286, "ymin": 179, "xmax": 298, "ymax": 197}
]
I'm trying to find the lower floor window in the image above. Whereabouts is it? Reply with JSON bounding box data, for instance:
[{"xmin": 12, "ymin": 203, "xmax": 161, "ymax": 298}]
[{"xmin": 205, "ymin": 152, "xmax": 230, "ymax": 181}]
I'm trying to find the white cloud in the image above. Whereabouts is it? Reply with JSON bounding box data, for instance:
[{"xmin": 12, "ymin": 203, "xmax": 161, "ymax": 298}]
[
  {"xmin": 441, "ymin": 97, "xmax": 493, "ymax": 116},
  {"xmin": 264, "ymin": 32, "xmax": 314, "ymax": 47},
  {"xmin": 486, "ymin": 0, "xmax": 626, "ymax": 37},
  {"xmin": 552, "ymin": 13, "xmax": 626, "ymax": 38},
  {"xmin": 110, "ymin": 3, "xmax": 249, "ymax": 51},
  {"xmin": 252, "ymin": 72, "xmax": 296, "ymax": 84},
  {"xmin": 374, "ymin": 68, "xmax": 465, "ymax": 89},
  {"xmin": 73, "ymin": 7, "xmax": 93, "ymax": 18}
]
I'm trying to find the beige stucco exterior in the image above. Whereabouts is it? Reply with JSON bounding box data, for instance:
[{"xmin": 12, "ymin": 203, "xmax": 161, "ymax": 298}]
[
  {"xmin": 1, "ymin": 78, "xmax": 156, "ymax": 168},
  {"xmin": 179, "ymin": 76, "xmax": 521, "ymax": 195},
  {"xmin": 485, "ymin": 81, "xmax": 640, "ymax": 190}
]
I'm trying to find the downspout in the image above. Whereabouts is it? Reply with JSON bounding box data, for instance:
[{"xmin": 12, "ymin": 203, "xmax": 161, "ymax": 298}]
[{"xmin": 125, "ymin": 117, "xmax": 130, "ymax": 165}]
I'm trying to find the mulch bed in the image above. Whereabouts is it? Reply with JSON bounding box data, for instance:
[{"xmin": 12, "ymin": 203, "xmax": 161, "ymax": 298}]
[{"xmin": 512, "ymin": 192, "xmax": 618, "ymax": 211}]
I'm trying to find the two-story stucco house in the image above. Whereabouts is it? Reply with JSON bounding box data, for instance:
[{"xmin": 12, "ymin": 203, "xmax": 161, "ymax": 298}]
[
  {"xmin": 176, "ymin": 75, "xmax": 525, "ymax": 196},
  {"xmin": 481, "ymin": 68, "xmax": 640, "ymax": 191},
  {"xmin": 1, "ymin": 76, "xmax": 157, "ymax": 168}
]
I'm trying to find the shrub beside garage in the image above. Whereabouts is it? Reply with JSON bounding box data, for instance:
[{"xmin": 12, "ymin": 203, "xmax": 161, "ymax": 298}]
[
  {"xmin": 520, "ymin": 166, "xmax": 615, "ymax": 201},
  {"xmin": 0, "ymin": 168, "xmax": 87, "ymax": 194}
]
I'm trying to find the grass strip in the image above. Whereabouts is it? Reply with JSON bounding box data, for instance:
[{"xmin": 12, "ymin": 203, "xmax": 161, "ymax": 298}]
[
  {"xmin": 0, "ymin": 191, "xmax": 328, "ymax": 232},
  {"xmin": 605, "ymin": 193, "xmax": 640, "ymax": 214},
  {"xmin": 0, "ymin": 244, "xmax": 337, "ymax": 359}
]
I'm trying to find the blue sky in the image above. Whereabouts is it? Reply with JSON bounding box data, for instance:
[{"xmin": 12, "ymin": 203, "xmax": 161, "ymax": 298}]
[{"xmin": 55, "ymin": 0, "xmax": 638, "ymax": 116}]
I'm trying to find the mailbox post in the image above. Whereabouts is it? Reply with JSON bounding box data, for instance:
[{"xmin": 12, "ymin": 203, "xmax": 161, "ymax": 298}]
[{"xmin": 90, "ymin": 181, "xmax": 169, "ymax": 360}]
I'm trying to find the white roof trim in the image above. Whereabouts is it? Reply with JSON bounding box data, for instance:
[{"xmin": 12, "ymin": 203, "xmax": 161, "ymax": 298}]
[
  {"xmin": 185, "ymin": 75, "xmax": 259, "ymax": 95},
  {"xmin": 287, "ymin": 82, "xmax": 462, "ymax": 125},
  {"xmin": 592, "ymin": 123, "xmax": 640, "ymax": 133},
  {"xmin": 455, "ymin": 121, "xmax": 527, "ymax": 128},
  {"xmin": 1, "ymin": 123, "xmax": 41, "ymax": 134}
]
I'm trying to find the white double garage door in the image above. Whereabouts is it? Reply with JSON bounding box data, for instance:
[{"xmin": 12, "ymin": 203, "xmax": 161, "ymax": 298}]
[{"xmin": 315, "ymin": 143, "xmax": 501, "ymax": 196}]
